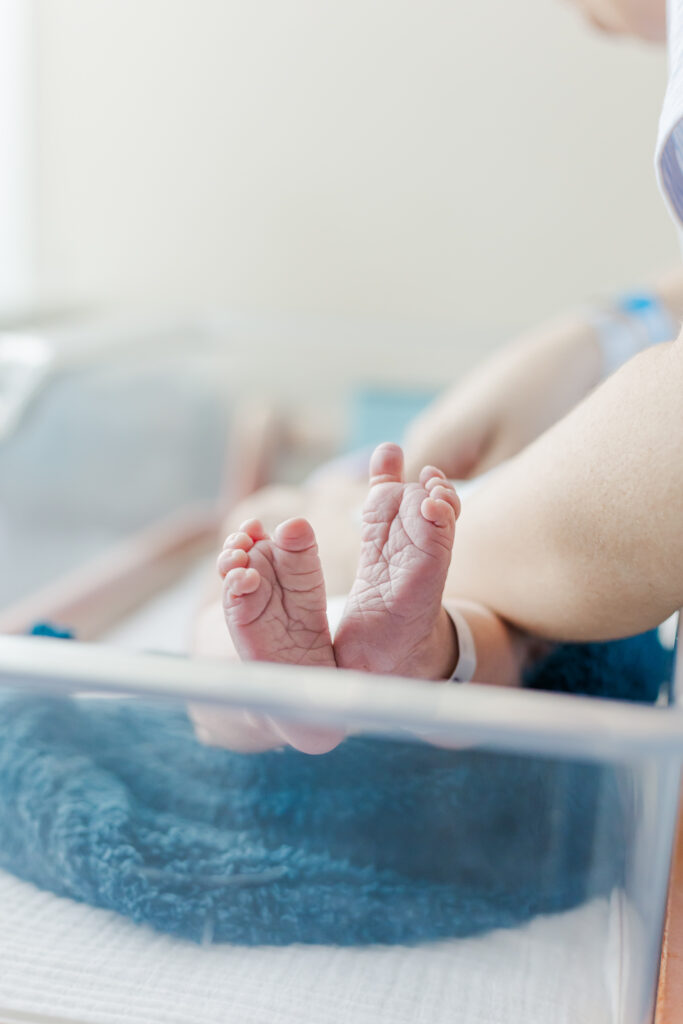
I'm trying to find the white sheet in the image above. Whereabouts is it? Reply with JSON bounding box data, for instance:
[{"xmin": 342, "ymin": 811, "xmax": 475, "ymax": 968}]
[{"xmin": 0, "ymin": 869, "xmax": 620, "ymax": 1024}]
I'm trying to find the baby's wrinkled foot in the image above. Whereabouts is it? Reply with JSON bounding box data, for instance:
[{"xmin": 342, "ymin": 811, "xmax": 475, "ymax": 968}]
[
  {"xmin": 334, "ymin": 443, "xmax": 460, "ymax": 680},
  {"xmin": 216, "ymin": 516, "xmax": 342, "ymax": 753},
  {"xmin": 220, "ymin": 516, "xmax": 334, "ymax": 666}
]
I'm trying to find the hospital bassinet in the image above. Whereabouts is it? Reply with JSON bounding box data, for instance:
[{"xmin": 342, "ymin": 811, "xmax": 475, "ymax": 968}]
[{"xmin": 0, "ymin": 316, "xmax": 680, "ymax": 1024}]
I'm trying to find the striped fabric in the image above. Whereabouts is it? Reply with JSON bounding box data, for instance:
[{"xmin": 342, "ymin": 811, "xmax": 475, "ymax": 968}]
[{"xmin": 657, "ymin": 0, "xmax": 683, "ymax": 234}]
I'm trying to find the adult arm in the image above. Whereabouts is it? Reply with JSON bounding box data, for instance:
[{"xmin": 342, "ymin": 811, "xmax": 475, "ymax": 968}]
[
  {"xmin": 404, "ymin": 268, "xmax": 683, "ymax": 481},
  {"xmin": 446, "ymin": 333, "xmax": 683, "ymax": 641}
]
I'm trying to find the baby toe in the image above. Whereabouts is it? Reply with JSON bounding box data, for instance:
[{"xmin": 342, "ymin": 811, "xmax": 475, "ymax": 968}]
[
  {"xmin": 369, "ymin": 442, "xmax": 405, "ymax": 486},
  {"xmin": 217, "ymin": 546, "xmax": 249, "ymax": 577},
  {"xmin": 239, "ymin": 518, "xmax": 268, "ymax": 542},
  {"xmin": 428, "ymin": 484, "xmax": 461, "ymax": 518},
  {"xmin": 420, "ymin": 495, "xmax": 456, "ymax": 528},
  {"xmin": 419, "ymin": 465, "xmax": 447, "ymax": 487},
  {"xmin": 225, "ymin": 566, "xmax": 261, "ymax": 597},
  {"xmin": 273, "ymin": 516, "xmax": 317, "ymax": 552},
  {"xmin": 222, "ymin": 531, "xmax": 255, "ymax": 553}
]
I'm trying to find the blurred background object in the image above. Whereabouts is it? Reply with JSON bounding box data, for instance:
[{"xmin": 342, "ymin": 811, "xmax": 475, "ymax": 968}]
[{"xmin": 0, "ymin": 0, "xmax": 677, "ymax": 382}]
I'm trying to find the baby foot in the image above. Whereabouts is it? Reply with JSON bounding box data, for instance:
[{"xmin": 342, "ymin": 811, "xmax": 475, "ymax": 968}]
[
  {"xmin": 334, "ymin": 443, "xmax": 460, "ymax": 680},
  {"xmin": 217, "ymin": 516, "xmax": 343, "ymax": 754},
  {"xmin": 219, "ymin": 517, "xmax": 335, "ymax": 668}
]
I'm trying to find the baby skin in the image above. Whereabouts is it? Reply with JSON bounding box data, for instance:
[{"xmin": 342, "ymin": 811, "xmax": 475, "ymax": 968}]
[
  {"xmin": 221, "ymin": 443, "xmax": 460, "ymax": 677},
  {"xmin": 194, "ymin": 443, "xmax": 526, "ymax": 754}
]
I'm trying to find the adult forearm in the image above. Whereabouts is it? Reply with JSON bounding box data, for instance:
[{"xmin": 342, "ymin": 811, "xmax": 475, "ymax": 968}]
[
  {"xmin": 446, "ymin": 337, "xmax": 683, "ymax": 641},
  {"xmin": 405, "ymin": 268, "xmax": 683, "ymax": 482}
]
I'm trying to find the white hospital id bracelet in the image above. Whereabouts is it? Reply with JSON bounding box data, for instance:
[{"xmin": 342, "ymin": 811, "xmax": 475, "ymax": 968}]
[{"xmin": 446, "ymin": 606, "xmax": 477, "ymax": 683}]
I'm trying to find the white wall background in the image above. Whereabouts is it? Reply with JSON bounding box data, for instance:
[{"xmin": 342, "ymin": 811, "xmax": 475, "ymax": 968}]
[
  {"xmin": 32, "ymin": 0, "xmax": 680, "ymax": 364},
  {"xmin": 0, "ymin": 0, "xmax": 35, "ymax": 312}
]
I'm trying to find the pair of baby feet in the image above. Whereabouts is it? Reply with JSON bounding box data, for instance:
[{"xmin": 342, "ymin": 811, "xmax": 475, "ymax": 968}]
[{"xmin": 216, "ymin": 444, "xmax": 461, "ymax": 753}]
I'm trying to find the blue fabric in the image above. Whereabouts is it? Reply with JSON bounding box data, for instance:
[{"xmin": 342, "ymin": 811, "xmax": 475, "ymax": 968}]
[
  {"xmin": 0, "ymin": 631, "xmax": 672, "ymax": 946},
  {"xmin": 523, "ymin": 631, "xmax": 672, "ymax": 703},
  {"xmin": 347, "ymin": 386, "xmax": 437, "ymax": 451},
  {"xmin": 29, "ymin": 622, "xmax": 75, "ymax": 640}
]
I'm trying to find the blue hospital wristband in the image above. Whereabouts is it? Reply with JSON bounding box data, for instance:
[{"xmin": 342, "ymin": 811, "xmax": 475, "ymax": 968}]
[{"xmin": 589, "ymin": 292, "xmax": 677, "ymax": 379}]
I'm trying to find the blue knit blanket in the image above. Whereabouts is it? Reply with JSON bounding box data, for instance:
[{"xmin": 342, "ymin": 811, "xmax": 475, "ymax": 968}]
[{"xmin": 0, "ymin": 632, "xmax": 671, "ymax": 946}]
